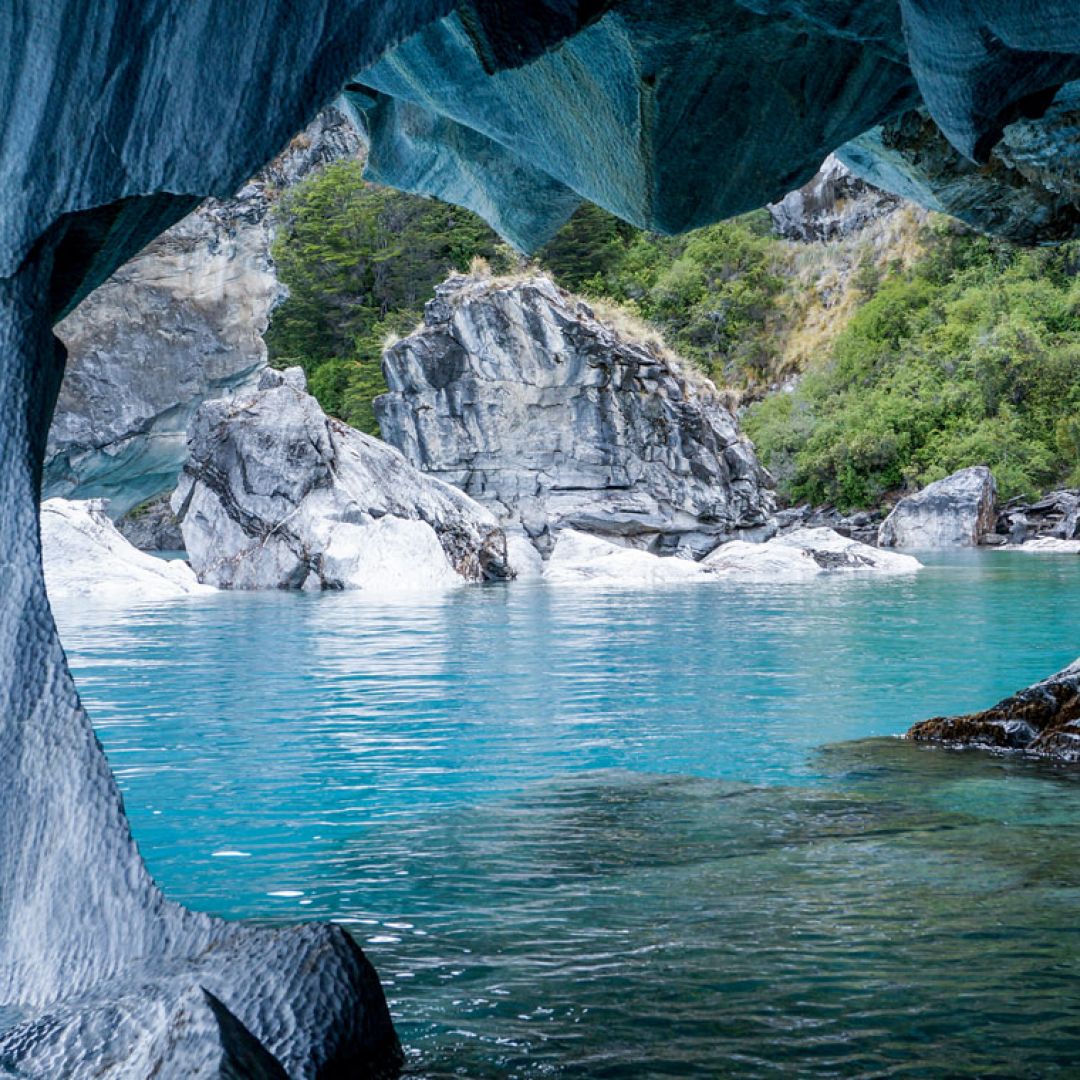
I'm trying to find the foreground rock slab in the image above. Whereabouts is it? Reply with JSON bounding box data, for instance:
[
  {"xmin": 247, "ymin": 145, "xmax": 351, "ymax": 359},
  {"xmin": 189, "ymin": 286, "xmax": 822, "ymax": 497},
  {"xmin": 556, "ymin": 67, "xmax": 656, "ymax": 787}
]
[
  {"xmin": 41, "ymin": 499, "xmax": 211, "ymax": 603},
  {"xmin": 377, "ymin": 274, "xmax": 774, "ymax": 559},
  {"xmin": 878, "ymin": 466, "xmax": 997, "ymax": 548},
  {"xmin": 174, "ymin": 369, "xmax": 509, "ymax": 591},
  {"xmin": 704, "ymin": 527, "xmax": 921, "ymax": 581},
  {"xmin": 909, "ymin": 660, "xmax": 1080, "ymax": 762}
]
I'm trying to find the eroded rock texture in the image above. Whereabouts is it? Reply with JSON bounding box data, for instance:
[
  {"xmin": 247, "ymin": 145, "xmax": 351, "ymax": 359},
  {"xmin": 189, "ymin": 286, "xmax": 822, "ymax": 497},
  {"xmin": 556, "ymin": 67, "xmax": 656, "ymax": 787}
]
[
  {"xmin": 377, "ymin": 274, "xmax": 774, "ymax": 558},
  {"xmin": 45, "ymin": 106, "xmax": 362, "ymax": 517},
  {"xmin": 174, "ymin": 368, "xmax": 509, "ymax": 591},
  {"xmin": 909, "ymin": 659, "xmax": 1080, "ymax": 762}
]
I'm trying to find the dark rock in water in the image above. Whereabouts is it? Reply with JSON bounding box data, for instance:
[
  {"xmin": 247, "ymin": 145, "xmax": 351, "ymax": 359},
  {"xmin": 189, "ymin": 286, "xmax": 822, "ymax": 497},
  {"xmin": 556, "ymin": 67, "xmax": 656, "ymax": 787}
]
[
  {"xmin": 878, "ymin": 466, "xmax": 997, "ymax": 549},
  {"xmin": 768, "ymin": 156, "xmax": 903, "ymax": 243},
  {"xmin": 43, "ymin": 107, "xmax": 362, "ymax": 518},
  {"xmin": 116, "ymin": 495, "xmax": 186, "ymax": 553},
  {"xmin": 909, "ymin": 660, "xmax": 1080, "ymax": 762},
  {"xmin": 376, "ymin": 273, "xmax": 775, "ymax": 558}
]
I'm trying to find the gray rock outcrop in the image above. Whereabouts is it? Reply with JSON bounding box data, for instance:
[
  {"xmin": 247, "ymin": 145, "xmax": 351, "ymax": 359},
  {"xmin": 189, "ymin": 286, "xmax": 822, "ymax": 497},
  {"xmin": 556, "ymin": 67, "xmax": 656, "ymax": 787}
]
[
  {"xmin": 45, "ymin": 106, "xmax": 362, "ymax": 517},
  {"xmin": 116, "ymin": 495, "xmax": 186, "ymax": 553},
  {"xmin": 909, "ymin": 658, "xmax": 1080, "ymax": 762},
  {"xmin": 173, "ymin": 368, "xmax": 509, "ymax": 591},
  {"xmin": 768, "ymin": 155, "xmax": 903, "ymax": 242},
  {"xmin": 878, "ymin": 466, "xmax": 997, "ymax": 549},
  {"xmin": 992, "ymin": 489, "xmax": 1080, "ymax": 547},
  {"xmin": 376, "ymin": 274, "xmax": 775, "ymax": 558}
]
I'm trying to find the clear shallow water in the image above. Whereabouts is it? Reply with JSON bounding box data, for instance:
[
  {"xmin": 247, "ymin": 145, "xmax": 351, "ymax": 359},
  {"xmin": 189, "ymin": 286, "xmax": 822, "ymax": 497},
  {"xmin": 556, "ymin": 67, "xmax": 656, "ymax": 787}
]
[{"xmin": 51, "ymin": 551, "xmax": 1080, "ymax": 1077}]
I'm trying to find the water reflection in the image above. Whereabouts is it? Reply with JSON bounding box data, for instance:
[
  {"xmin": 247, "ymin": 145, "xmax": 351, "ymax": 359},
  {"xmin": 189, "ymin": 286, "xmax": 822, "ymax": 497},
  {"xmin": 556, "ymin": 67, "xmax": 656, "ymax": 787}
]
[{"xmin": 50, "ymin": 550, "xmax": 1080, "ymax": 1076}]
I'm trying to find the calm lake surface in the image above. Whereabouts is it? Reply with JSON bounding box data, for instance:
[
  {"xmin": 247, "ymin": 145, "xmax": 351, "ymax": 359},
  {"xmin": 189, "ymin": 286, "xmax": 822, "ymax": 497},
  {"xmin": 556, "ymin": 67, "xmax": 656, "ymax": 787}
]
[{"xmin": 53, "ymin": 551, "xmax": 1080, "ymax": 1077}]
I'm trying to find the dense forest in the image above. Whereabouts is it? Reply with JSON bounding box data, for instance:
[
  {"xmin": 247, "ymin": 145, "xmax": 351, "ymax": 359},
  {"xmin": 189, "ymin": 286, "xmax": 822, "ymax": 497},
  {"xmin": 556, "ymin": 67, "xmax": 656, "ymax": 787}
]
[{"xmin": 268, "ymin": 160, "xmax": 1080, "ymax": 509}]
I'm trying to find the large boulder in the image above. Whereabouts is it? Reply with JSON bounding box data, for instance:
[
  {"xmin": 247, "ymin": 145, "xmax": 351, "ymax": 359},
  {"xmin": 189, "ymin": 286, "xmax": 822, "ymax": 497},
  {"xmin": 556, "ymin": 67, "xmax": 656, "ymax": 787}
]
[
  {"xmin": 41, "ymin": 499, "xmax": 212, "ymax": 603},
  {"xmin": 376, "ymin": 273, "xmax": 775, "ymax": 559},
  {"xmin": 173, "ymin": 368, "xmax": 510, "ymax": 591},
  {"xmin": 44, "ymin": 106, "xmax": 362, "ymax": 517},
  {"xmin": 878, "ymin": 466, "xmax": 997, "ymax": 549},
  {"xmin": 908, "ymin": 659, "xmax": 1080, "ymax": 762}
]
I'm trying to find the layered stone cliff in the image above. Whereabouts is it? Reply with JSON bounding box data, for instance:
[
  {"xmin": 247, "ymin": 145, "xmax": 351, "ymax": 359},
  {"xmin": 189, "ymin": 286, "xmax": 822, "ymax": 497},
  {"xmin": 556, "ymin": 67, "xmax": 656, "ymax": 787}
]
[{"xmin": 376, "ymin": 274, "xmax": 775, "ymax": 558}]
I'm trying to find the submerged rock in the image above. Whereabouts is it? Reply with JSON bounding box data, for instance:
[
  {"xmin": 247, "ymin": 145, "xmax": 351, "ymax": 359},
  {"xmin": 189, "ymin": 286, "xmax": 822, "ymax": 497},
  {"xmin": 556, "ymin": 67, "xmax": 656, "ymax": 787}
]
[
  {"xmin": 45, "ymin": 107, "xmax": 362, "ymax": 517},
  {"xmin": 41, "ymin": 499, "xmax": 211, "ymax": 603},
  {"xmin": 909, "ymin": 659, "xmax": 1080, "ymax": 762},
  {"xmin": 703, "ymin": 527, "xmax": 921, "ymax": 581},
  {"xmin": 376, "ymin": 274, "xmax": 775, "ymax": 559},
  {"xmin": 878, "ymin": 466, "xmax": 997, "ymax": 549},
  {"xmin": 174, "ymin": 368, "xmax": 509, "ymax": 591}
]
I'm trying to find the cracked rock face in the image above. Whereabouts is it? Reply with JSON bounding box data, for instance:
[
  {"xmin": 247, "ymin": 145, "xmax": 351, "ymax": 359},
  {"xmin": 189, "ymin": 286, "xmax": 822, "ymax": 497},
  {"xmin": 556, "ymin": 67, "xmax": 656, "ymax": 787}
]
[
  {"xmin": 174, "ymin": 368, "xmax": 510, "ymax": 591},
  {"xmin": 376, "ymin": 274, "xmax": 775, "ymax": 558},
  {"xmin": 878, "ymin": 466, "xmax": 998, "ymax": 549},
  {"xmin": 44, "ymin": 106, "xmax": 362, "ymax": 518},
  {"xmin": 908, "ymin": 658, "xmax": 1080, "ymax": 762}
]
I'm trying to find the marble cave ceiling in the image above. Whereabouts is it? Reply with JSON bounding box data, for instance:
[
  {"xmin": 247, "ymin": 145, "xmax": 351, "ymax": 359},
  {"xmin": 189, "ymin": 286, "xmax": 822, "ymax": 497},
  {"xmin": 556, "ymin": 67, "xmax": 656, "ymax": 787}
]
[{"xmin": 10, "ymin": 0, "xmax": 1080, "ymax": 330}]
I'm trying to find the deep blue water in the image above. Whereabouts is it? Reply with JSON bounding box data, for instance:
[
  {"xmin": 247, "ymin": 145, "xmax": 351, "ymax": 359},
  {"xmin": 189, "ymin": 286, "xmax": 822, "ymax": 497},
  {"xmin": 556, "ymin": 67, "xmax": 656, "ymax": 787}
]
[{"xmin": 52, "ymin": 551, "xmax": 1080, "ymax": 1077}]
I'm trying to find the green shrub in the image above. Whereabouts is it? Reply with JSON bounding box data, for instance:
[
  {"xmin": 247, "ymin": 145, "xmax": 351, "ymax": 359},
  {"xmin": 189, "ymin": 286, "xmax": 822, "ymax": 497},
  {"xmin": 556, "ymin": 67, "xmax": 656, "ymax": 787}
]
[{"xmin": 745, "ymin": 236, "xmax": 1080, "ymax": 509}]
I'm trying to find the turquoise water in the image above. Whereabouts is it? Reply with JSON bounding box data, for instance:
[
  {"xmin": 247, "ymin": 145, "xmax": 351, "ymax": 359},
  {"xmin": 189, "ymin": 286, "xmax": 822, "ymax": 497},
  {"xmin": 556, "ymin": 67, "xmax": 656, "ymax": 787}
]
[{"xmin": 52, "ymin": 551, "xmax": 1080, "ymax": 1077}]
